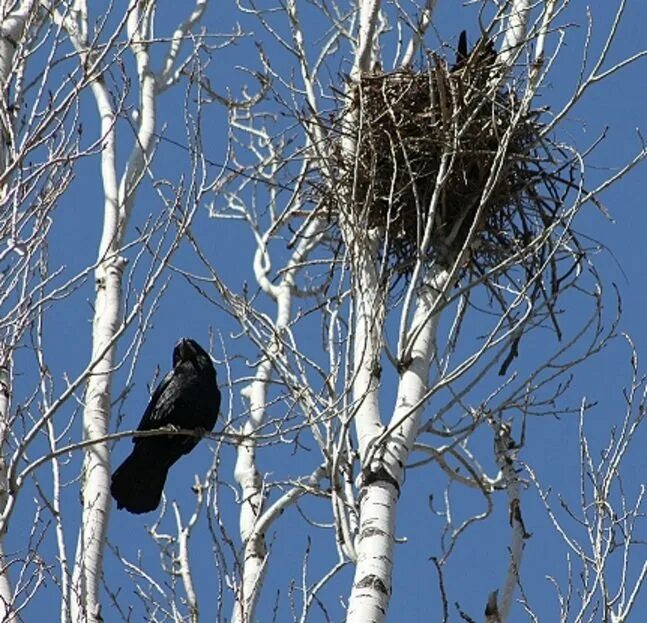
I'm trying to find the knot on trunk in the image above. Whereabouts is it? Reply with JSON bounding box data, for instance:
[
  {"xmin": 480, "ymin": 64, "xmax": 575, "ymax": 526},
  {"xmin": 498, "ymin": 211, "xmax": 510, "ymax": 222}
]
[{"xmin": 360, "ymin": 464, "xmax": 400, "ymax": 495}]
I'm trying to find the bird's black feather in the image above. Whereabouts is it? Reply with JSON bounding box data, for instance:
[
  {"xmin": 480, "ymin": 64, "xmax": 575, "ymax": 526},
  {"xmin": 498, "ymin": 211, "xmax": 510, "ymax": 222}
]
[
  {"xmin": 111, "ymin": 338, "xmax": 221, "ymax": 514},
  {"xmin": 454, "ymin": 30, "xmax": 468, "ymax": 70},
  {"xmin": 451, "ymin": 29, "xmax": 497, "ymax": 73}
]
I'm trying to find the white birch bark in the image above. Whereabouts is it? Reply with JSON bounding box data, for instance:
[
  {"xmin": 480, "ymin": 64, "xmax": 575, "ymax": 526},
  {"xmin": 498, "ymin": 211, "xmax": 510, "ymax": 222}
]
[
  {"xmin": 498, "ymin": 0, "xmax": 531, "ymax": 69},
  {"xmin": 347, "ymin": 272, "xmax": 447, "ymax": 622},
  {"xmin": 400, "ymin": 0, "xmax": 437, "ymax": 69},
  {"xmin": 232, "ymin": 233, "xmax": 290, "ymax": 623},
  {"xmin": 486, "ymin": 421, "xmax": 526, "ymax": 623},
  {"xmin": 344, "ymin": 0, "xmax": 385, "ymax": 461},
  {"xmin": 0, "ymin": 5, "xmax": 36, "ymax": 618},
  {"xmin": 0, "ymin": 1, "xmax": 36, "ymax": 199},
  {"xmin": 352, "ymin": 243, "xmax": 385, "ymax": 459},
  {"xmin": 0, "ymin": 0, "xmax": 639, "ymax": 619},
  {"xmin": 0, "ymin": 365, "xmax": 15, "ymax": 622},
  {"xmin": 233, "ymin": 340, "xmax": 274, "ymax": 623},
  {"xmin": 232, "ymin": 219, "xmax": 324, "ymax": 622},
  {"xmin": 342, "ymin": 4, "xmax": 450, "ymax": 618},
  {"xmin": 69, "ymin": 63, "xmax": 125, "ymax": 623},
  {"xmin": 56, "ymin": 1, "xmax": 210, "ymax": 615},
  {"xmin": 65, "ymin": 3, "xmax": 154, "ymax": 619},
  {"xmin": 0, "ymin": 1, "xmax": 34, "ymax": 82},
  {"xmin": 352, "ymin": 0, "xmax": 382, "ymax": 79}
]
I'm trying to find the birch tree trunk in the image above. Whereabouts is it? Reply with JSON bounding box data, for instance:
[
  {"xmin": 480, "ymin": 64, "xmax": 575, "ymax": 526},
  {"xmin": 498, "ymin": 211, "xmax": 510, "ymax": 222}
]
[
  {"xmin": 347, "ymin": 272, "xmax": 448, "ymax": 621},
  {"xmin": 0, "ymin": 365, "xmax": 14, "ymax": 622},
  {"xmin": 69, "ymin": 53, "xmax": 127, "ymax": 623},
  {"xmin": 232, "ymin": 217, "xmax": 326, "ymax": 622},
  {"xmin": 0, "ymin": 5, "xmax": 38, "ymax": 617},
  {"xmin": 62, "ymin": 2, "xmax": 207, "ymax": 618}
]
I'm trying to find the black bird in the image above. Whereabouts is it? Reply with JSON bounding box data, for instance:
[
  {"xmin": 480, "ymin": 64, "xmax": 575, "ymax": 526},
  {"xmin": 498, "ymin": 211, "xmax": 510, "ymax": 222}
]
[
  {"xmin": 451, "ymin": 29, "xmax": 497, "ymax": 72},
  {"xmin": 453, "ymin": 30, "xmax": 469, "ymax": 71},
  {"xmin": 111, "ymin": 338, "xmax": 221, "ymax": 514}
]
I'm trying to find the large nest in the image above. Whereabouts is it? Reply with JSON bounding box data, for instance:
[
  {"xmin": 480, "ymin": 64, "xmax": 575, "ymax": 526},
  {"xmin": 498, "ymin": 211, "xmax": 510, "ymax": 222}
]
[{"xmin": 319, "ymin": 44, "xmax": 568, "ymax": 279}]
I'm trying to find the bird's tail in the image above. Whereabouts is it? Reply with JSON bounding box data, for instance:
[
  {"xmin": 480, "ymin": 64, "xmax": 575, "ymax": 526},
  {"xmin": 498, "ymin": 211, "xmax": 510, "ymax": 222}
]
[{"xmin": 111, "ymin": 447, "xmax": 169, "ymax": 514}]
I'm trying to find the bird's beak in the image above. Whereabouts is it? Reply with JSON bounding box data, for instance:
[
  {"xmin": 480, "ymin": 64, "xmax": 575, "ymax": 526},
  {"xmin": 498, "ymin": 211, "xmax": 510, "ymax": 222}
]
[{"xmin": 178, "ymin": 339, "xmax": 200, "ymax": 368}]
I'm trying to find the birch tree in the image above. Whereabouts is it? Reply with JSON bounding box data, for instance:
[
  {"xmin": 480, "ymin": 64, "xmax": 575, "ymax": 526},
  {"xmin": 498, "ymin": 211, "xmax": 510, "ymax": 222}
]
[
  {"xmin": 200, "ymin": 1, "xmax": 647, "ymax": 621},
  {"xmin": 0, "ymin": 1, "xmax": 222, "ymax": 621},
  {"xmin": 0, "ymin": 1, "xmax": 645, "ymax": 622}
]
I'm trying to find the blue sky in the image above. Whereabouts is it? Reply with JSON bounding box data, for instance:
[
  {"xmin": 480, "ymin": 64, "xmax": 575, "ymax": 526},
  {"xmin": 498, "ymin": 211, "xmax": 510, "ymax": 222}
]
[{"xmin": 7, "ymin": 1, "xmax": 647, "ymax": 621}]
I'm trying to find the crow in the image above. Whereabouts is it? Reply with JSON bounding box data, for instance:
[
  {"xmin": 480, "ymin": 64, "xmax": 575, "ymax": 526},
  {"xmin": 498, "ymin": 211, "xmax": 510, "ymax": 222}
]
[
  {"xmin": 453, "ymin": 30, "xmax": 469, "ymax": 71},
  {"xmin": 451, "ymin": 29, "xmax": 497, "ymax": 72},
  {"xmin": 111, "ymin": 338, "xmax": 221, "ymax": 514}
]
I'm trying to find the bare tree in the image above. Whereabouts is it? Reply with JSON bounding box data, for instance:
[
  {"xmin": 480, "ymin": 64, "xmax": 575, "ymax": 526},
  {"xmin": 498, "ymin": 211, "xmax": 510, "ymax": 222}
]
[
  {"xmin": 526, "ymin": 337, "xmax": 646, "ymax": 622},
  {"xmin": 0, "ymin": 1, "xmax": 645, "ymax": 622},
  {"xmin": 199, "ymin": 1, "xmax": 646, "ymax": 621},
  {"xmin": 0, "ymin": 1, "xmax": 221, "ymax": 621}
]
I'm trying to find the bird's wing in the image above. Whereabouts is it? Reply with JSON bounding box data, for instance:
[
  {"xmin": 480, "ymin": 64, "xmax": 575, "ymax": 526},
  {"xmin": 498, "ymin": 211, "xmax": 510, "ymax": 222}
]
[
  {"xmin": 135, "ymin": 370, "xmax": 181, "ymax": 432},
  {"xmin": 134, "ymin": 357, "xmax": 219, "ymax": 435},
  {"xmin": 457, "ymin": 30, "xmax": 468, "ymax": 64}
]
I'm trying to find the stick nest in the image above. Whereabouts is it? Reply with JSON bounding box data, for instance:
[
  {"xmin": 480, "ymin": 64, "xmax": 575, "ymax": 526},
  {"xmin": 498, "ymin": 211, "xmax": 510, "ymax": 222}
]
[{"xmin": 319, "ymin": 52, "xmax": 565, "ymax": 278}]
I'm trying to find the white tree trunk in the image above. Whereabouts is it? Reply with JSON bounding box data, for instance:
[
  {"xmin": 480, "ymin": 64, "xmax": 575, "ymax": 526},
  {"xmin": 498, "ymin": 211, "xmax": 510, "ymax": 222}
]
[
  {"xmin": 498, "ymin": 0, "xmax": 531, "ymax": 69},
  {"xmin": 0, "ymin": 6, "xmax": 36, "ymax": 618},
  {"xmin": 352, "ymin": 243, "xmax": 385, "ymax": 459},
  {"xmin": 64, "ymin": 0, "xmax": 174, "ymax": 613},
  {"xmin": 347, "ymin": 480, "xmax": 398, "ymax": 621},
  {"xmin": 0, "ymin": 0, "xmax": 35, "ymax": 206},
  {"xmin": 69, "ymin": 83, "xmax": 122, "ymax": 622},
  {"xmin": 347, "ymin": 272, "xmax": 447, "ymax": 622},
  {"xmin": 232, "ymin": 244, "xmax": 292, "ymax": 622},
  {"xmin": 233, "ymin": 353, "xmax": 272, "ymax": 623},
  {"xmin": 352, "ymin": 0, "xmax": 381, "ymax": 79},
  {"xmin": 0, "ymin": 365, "xmax": 15, "ymax": 622},
  {"xmin": 233, "ymin": 218, "xmax": 325, "ymax": 622},
  {"xmin": 63, "ymin": 1, "xmax": 205, "ymax": 617}
]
